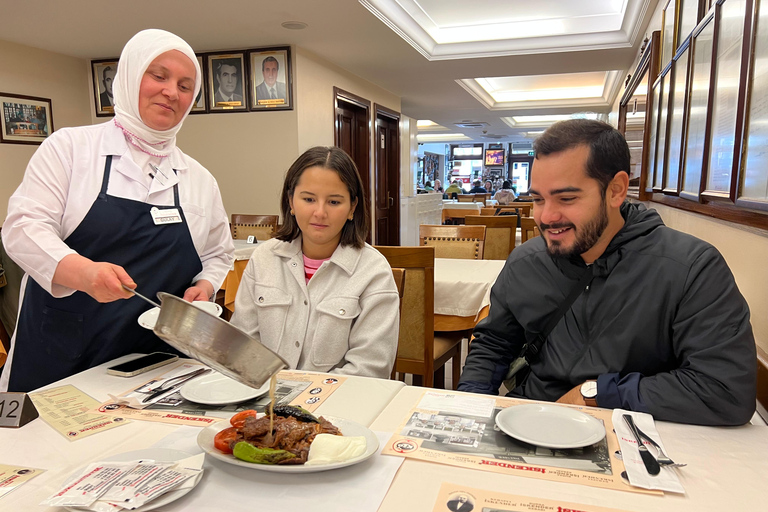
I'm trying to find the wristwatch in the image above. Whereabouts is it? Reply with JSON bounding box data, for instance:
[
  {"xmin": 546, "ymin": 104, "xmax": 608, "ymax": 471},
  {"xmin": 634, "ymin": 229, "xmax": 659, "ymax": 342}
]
[{"xmin": 580, "ymin": 380, "xmax": 598, "ymax": 407}]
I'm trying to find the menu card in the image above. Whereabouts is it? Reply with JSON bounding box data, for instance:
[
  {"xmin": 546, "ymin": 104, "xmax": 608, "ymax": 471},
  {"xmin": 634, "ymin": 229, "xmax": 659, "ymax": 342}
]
[
  {"xmin": 432, "ymin": 482, "xmax": 632, "ymax": 512},
  {"xmin": 381, "ymin": 389, "xmax": 659, "ymax": 494},
  {"xmin": 0, "ymin": 464, "xmax": 45, "ymax": 499},
  {"xmin": 29, "ymin": 385, "xmax": 129, "ymax": 441}
]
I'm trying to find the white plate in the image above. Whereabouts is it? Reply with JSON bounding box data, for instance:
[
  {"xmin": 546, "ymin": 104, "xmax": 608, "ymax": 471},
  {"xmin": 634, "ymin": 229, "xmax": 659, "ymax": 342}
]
[
  {"xmin": 137, "ymin": 301, "xmax": 223, "ymax": 329},
  {"xmin": 495, "ymin": 403, "xmax": 606, "ymax": 449},
  {"xmin": 180, "ymin": 371, "xmax": 270, "ymax": 404},
  {"xmin": 197, "ymin": 416, "xmax": 379, "ymax": 473},
  {"xmin": 63, "ymin": 448, "xmax": 201, "ymax": 512}
]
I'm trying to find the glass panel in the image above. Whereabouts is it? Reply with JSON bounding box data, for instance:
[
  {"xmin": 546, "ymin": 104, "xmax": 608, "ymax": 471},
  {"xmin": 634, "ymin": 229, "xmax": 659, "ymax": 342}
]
[
  {"xmin": 665, "ymin": 47, "xmax": 690, "ymax": 193},
  {"xmin": 679, "ymin": 0, "xmax": 700, "ymax": 46},
  {"xmin": 706, "ymin": 0, "xmax": 747, "ymax": 193},
  {"xmin": 682, "ymin": 18, "xmax": 715, "ymax": 197},
  {"xmin": 646, "ymin": 81, "xmax": 662, "ymax": 191},
  {"xmin": 626, "ymin": 70, "xmax": 650, "ymax": 193},
  {"xmin": 661, "ymin": 0, "xmax": 678, "ymax": 68},
  {"xmin": 655, "ymin": 73, "xmax": 670, "ymax": 190},
  {"xmin": 741, "ymin": 1, "xmax": 768, "ymax": 202}
]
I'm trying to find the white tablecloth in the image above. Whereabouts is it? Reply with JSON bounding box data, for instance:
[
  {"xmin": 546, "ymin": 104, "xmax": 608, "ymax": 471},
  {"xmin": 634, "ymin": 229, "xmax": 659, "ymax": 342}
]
[
  {"xmin": 0, "ymin": 356, "xmax": 406, "ymax": 511},
  {"xmin": 433, "ymin": 258, "xmax": 505, "ymax": 317},
  {"xmin": 232, "ymin": 239, "xmax": 258, "ymax": 261},
  {"xmin": 441, "ymin": 202, "xmax": 483, "ymax": 211}
]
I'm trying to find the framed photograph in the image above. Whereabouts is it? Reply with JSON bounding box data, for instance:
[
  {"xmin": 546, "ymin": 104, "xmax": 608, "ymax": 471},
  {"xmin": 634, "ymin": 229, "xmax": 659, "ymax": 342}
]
[
  {"xmin": 190, "ymin": 54, "xmax": 208, "ymax": 114},
  {"xmin": 91, "ymin": 58, "xmax": 118, "ymax": 116},
  {"xmin": 207, "ymin": 52, "xmax": 248, "ymax": 112},
  {"xmin": 248, "ymin": 46, "xmax": 293, "ymax": 111},
  {"xmin": 1, "ymin": 92, "xmax": 54, "ymax": 145}
]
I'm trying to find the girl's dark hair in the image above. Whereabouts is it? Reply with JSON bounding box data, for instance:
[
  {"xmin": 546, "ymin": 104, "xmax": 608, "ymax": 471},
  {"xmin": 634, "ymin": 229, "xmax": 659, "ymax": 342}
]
[
  {"xmin": 275, "ymin": 146, "xmax": 369, "ymax": 248},
  {"xmin": 533, "ymin": 119, "xmax": 630, "ymax": 193},
  {"xmin": 501, "ymin": 180, "xmax": 512, "ymax": 189}
]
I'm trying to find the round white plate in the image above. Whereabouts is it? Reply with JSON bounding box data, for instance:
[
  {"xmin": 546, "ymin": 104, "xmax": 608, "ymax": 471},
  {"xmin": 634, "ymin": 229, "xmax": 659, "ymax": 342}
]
[
  {"xmin": 495, "ymin": 403, "xmax": 606, "ymax": 449},
  {"xmin": 197, "ymin": 416, "xmax": 379, "ymax": 473},
  {"xmin": 63, "ymin": 448, "xmax": 201, "ymax": 512},
  {"xmin": 138, "ymin": 301, "xmax": 223, "ymax": 329},
  {"xmin": 180, "ymin": 371, "xmax": 270, "ymax": 404}
]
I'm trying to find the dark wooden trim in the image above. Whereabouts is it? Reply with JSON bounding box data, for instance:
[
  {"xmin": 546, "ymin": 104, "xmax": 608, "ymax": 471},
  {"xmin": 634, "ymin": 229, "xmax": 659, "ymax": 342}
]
[
  {"xmin": 693, "ymin": 7, "xmax": 718, "ymax": 200},
  {"xmin": 374, "ymin": 103, "xmax": 402, "ymax": 246},
  {"xmin": 730, "ymin": 0, "xmax": 756, "ymax": 203},
  {"xmin": 650, "ymin": 193, "xmax": 768, "ymax": 231},
  {"xmin": 333, "ymin": 86, "xmax": 371, "ymax": 111},
  {"xmin": 374, "ymin": 103, "xmax": 400, "ymax": 120}
]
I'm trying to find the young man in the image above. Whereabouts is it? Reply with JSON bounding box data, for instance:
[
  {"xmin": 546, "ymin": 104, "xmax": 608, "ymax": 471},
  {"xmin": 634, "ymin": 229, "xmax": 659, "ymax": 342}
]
[{"xmin": 457, "ymin": 119, "xmax": 756, "ymax": 426}]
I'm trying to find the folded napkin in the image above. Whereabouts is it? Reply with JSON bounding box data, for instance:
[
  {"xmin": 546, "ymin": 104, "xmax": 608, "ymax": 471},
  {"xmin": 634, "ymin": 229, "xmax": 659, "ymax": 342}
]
[{"xmin": 612, "ymin": 409, "xmax": 685, "ymax": 493}]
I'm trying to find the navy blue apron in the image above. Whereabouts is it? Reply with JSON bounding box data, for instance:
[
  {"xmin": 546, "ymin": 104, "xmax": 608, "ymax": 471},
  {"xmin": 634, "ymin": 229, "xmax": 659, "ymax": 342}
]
[{"xmin": 5, "ymin": 155, "xmax": 203, "ymax": 392}]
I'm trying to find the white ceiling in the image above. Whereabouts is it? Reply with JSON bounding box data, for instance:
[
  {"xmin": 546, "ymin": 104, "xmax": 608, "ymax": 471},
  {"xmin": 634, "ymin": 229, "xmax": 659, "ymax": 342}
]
[{"xmin": 0, "ymin": 0, "xmax": 658, "ymax": 143}]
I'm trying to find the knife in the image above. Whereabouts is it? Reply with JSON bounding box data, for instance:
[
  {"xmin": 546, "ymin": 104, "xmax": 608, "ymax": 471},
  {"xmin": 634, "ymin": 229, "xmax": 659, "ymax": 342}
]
[
  {"xmin": 623, "ymin": 414, "xmax": 660, "ymax": 476},
  {"xmin": 142, "ymin": 368, "xmax": 210, "ymax": 403}
]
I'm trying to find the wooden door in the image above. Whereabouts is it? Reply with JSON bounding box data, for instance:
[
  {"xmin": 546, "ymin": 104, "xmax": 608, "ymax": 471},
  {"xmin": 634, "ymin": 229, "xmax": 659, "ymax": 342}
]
[{"xmin": 374, "ymin": 104, "xmax": 400, "ymax": 245}]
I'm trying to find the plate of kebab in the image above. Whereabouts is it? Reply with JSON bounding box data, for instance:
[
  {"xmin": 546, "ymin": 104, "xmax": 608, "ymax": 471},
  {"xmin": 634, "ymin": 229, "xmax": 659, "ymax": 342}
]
[{"xmin": 197, "ymin": 404, "xmax": 379, "ymax": 473}]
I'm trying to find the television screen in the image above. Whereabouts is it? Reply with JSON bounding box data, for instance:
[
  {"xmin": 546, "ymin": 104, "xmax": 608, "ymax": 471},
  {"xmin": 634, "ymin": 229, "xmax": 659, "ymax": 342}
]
[{"xmin": 484, "ymin": 148, "xmax": 505, "ymax": 166}]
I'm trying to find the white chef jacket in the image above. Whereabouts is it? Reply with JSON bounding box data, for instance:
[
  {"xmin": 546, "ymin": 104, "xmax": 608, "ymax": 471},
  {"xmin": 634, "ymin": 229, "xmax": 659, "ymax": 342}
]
[{"xmin": 2, "ymin": 120, "xmax": 234, "ymax": 298}]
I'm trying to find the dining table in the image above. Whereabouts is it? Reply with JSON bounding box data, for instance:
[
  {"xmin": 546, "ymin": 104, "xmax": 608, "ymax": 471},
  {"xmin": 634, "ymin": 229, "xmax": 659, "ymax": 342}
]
[
  {"xmin": 370, "ymin": 385, "xmax": 768, "ymax": 512},
  {"xmin": 433, "ymin": 257, "xmax": 505, "ymax": 331},
  {"xmin": 0, "ymin": 355, "xmax": 406, "ymax": 511}
]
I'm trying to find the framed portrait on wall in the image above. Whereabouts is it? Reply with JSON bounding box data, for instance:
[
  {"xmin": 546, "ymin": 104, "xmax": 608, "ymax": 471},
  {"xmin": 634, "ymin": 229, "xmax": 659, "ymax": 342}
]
[
  {"xmin": 190, "ymin": 54, "xmax": 208, "ymax": 114},
  {"xmin": 207, "ymin": 52, "xmax": 248, "ymax": 112},
  {"xmin": 248, "ymin": 46, "xmax": 293, "ymax": 111},
  {"xmin": 91, "ymin": 58, "xmax": 118, "ymax": 116},
  {"xmin": 0, "ymin": 92, "xmax": 54, "ymax": 145}
]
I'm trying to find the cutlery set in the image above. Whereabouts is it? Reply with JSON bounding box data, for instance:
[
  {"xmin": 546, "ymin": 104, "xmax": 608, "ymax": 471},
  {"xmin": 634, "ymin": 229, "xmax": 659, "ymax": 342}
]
[
  {"xmin": 139, "ymin": 367, "xmax": 211, "ymax": 403},
  {"xmin": 622, "ymin": 414, "xmax": 686, "ymax": 475}
]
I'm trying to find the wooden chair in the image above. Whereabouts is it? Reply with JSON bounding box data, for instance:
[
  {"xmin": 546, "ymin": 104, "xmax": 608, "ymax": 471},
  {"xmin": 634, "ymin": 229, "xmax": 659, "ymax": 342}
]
[
  {"xmin": 457, "ymin": 194, "xmax": 475, "ymax": 202},
  {"xmin": 389, "ymin": 267, "xmax": 406, "ymax": 380},
  {"xmin": 521, "ymin": 217, "xmax": 539, "ymax": 244},
  {"xmin": 442, "ymin": 208, "xmax": 478, "ymax": 225},
  {"xmin": 419, "ymin": 225, "xmax": 485, "ymax": 260},
  {"xmin": 495, "ymin": 202, "xmax": 533, "ymax": 218},
  {"xmin": 465, "ymin": 215, "xmax": 517, "ymax": 260},
  {"xmin": 480, "ymin": 207, "xmax": 496, "ymax": 216},
  {"xmin": 375, "ymin": 246, "xmax": 464, "ymax": 389},
  {"xmin": 231, "ymin": 214, "xmax": 279, "ymax": 241}
]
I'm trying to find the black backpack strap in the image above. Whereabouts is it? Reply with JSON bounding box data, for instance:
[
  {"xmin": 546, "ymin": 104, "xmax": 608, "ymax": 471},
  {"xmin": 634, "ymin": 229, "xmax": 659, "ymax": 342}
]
[{"xmin": 522, "ymin": 265, "xmax": 594, "ymax": 361}]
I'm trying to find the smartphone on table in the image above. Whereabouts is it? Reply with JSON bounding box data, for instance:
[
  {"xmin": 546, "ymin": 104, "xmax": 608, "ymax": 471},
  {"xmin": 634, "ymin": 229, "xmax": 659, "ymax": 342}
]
[{"xmin": 106, "ymin": 352, "xmax": 179, "ymax": 377}]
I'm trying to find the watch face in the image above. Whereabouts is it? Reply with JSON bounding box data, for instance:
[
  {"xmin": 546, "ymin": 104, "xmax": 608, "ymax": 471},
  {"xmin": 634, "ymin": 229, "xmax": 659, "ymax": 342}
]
[{"xmin": 580, "ymin": 381, "xmax": 597, "ymax": 398}]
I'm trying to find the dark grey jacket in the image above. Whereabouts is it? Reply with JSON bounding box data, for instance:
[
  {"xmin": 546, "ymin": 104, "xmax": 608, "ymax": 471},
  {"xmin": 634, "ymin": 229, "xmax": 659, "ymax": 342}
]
[{"xmin": 458, "ymin": 203, "xmax": 756, "ymax": 426}]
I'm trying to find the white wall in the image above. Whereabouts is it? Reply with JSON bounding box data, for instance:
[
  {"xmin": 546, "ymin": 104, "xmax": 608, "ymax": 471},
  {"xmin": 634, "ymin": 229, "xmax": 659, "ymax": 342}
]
[{"xmin": 0, "ymin": 40, "xmax": 92, "ymax": 219}]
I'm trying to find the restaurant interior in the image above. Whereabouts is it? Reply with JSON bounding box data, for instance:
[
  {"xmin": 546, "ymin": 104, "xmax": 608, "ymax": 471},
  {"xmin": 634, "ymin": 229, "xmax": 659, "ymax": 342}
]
[{"xmin": 1, "ymin": 1, "xmax": 767, "ymax": 511}]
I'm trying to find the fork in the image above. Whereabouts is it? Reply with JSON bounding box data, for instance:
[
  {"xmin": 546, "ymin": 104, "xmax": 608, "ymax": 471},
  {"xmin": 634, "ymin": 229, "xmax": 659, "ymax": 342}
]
[{"xmin": 635, "ymin": 425, "xmax": 687, "ymax": 468}]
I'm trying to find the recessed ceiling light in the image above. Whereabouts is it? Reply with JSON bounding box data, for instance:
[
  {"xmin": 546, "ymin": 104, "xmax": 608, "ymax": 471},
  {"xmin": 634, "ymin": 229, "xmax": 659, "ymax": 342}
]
[{"xmin": 282, "ymin": 21, "xmax": 308, "ymax": 30}]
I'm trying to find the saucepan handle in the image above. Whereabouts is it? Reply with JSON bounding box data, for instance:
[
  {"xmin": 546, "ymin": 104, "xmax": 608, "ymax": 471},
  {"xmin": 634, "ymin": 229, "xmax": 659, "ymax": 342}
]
[{"xmin": 122, "ymin": 284, "xmax": 162, "ymax": 309}]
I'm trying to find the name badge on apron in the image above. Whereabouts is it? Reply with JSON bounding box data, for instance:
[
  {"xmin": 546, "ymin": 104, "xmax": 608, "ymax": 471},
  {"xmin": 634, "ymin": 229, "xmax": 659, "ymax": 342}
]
[{"xmin": 150, "ymin": 207, "xmax": 182, "ymax": 225}]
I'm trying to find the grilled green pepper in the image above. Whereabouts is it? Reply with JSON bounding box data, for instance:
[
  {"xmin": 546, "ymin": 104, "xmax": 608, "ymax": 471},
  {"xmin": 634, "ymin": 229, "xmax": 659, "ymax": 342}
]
[{"xmin": 232, "ymin": 442, "xmax": 296, "ymax": 464}]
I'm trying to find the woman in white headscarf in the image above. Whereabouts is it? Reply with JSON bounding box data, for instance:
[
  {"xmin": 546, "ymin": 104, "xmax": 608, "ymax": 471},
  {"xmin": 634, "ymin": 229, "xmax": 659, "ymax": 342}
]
[{"xmin": 1, "ymin": 29, "xmax": 234, "ymax": 392}]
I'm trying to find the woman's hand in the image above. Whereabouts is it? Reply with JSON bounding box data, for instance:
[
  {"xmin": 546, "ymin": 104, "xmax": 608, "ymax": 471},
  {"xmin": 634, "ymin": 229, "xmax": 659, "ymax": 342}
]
[
  {"xmin": 53, "ymin": 254, "xmax": 135, "ymax": 302},
  {"xmin": 183, "ymin": 279, "xmax": 214, "ymax": 302}
]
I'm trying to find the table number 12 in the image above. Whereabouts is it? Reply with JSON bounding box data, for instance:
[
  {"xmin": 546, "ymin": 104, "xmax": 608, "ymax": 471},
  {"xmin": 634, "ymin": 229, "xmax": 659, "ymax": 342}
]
[{"xmin": 0, "ymin": 392, "xmax": 39, "ymax": 428}]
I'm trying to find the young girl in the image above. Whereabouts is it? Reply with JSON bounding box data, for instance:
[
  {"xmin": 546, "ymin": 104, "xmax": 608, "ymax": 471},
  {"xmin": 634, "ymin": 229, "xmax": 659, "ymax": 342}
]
[{"xmin": 231, "ymin": 147, "xmax": 399, "ymax": 378}]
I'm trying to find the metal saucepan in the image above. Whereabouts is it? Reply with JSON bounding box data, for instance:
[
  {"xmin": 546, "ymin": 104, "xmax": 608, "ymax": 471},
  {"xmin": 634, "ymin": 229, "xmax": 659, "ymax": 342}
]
[{"xmin": 124, "ymin": 286, "xmax": 288, "ymax": 389}]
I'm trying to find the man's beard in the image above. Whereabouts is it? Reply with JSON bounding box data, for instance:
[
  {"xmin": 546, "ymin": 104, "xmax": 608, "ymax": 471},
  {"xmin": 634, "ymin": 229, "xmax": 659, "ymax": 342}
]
[{"xmin": 539, "ymin": 199, "xmax": 608, "ymax": 259}]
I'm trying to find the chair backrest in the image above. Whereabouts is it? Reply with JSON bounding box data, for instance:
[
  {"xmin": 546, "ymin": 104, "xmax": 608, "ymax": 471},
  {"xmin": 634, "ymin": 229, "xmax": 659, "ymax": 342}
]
[
  {"xmin": 476, "ymin": 193, "xmax": 490, "ymax": 206},
  {"xmin": 374, "ymin": 246, "xmax": 435, "ymax": 381},
  {"xmin": 419, "ymin": 225, "xmax": 485, "ymax": 260},
  {"xmin": 480, "ymin": 207, "xmax": 497, "ymax": 216},
  {"xmin": 465, "ymin": 215, "xmax": 517, "ymax": 260},
  {"xmin": 457, "ymin": 194, "xmax": 474, "ymax": 202},
  {"xmin": 495, "ymin": 203, "xmax": 532, "ymax": 218},
  {"xmin": 231, "ymin": 214, "xmax": 279, "ymax": 240},
  {"xmin": 391, "ymin": 268, "xmax": 406, "ymax": 299},
  {"xmin": 442, "ymin": 207, "xmax": 479, "ymax": 225},
  {"xmin": 521, "ymin": 217, "xmax": 539, "ymax": 244}
]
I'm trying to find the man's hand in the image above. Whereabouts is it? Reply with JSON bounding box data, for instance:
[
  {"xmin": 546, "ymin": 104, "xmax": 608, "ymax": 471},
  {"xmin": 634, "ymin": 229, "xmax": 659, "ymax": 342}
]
[
  {"xmin": 556, "ymin": 382, "xmax": 587, "ymax": 406},
  {"xmin": 54, "ymin": 254, "xmax": 135, "ymax": 302},
  {"xmin": 183, "ymin": 280, "xmax": 214, "ymax": 302}
]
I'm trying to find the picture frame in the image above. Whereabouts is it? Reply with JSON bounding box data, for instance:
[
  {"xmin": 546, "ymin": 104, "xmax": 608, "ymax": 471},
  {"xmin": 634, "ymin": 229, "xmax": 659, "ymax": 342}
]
[
  {"xmin": 190, "ymin": 54, "xmax": 208, "ymax": 114},
  {"xmin": 248, "ymin": 46, "xmax": 293, "ymax": 111},
  {"xmin": 207, "ymin": 52, "xmax": 248, "ymax": 112},
  {"xmin": 1, "ymin": 92, "xmax": 54, "ymax": 145},
  {"xmin": 91, "ymin": 58, "xmax": 119, "ymax": 117}
]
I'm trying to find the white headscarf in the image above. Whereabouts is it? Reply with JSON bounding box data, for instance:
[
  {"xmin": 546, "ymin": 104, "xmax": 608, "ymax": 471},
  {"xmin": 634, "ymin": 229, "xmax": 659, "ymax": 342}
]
[{"xmin": 113, "ymin": 29, "xmax": 201, "ymax": 157}]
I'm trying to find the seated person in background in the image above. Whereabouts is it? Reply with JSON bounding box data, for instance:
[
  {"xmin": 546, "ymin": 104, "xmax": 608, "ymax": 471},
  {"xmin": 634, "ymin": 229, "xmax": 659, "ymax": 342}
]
[
  {"xmin": 493, "ymin": 180, "xmax": 517, "ymax": 205},
  {"xmin": 231, "ymin": 146, "xmax": 399, "ymax": 378},
  {"xmin": 458, "ymin": 119, "xmax": 756, "ymax": 426},
  {"xmin": 434, "ymin": 179, "xmax": 444, "ymax": 194},
  {"xmin": 444, "ymin": 180, "xmax": 463, "ymax": 198},
  {"xmin": 484, "ymin": 180, "xmax": 495, "ymax": 196},
  {"xmin": 423, "ymin": 181, "xmax": 435, "ymax": 192},
  {"xmin": 468, "ymin": 179, "xmax": 487, "ymax": 194}
]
